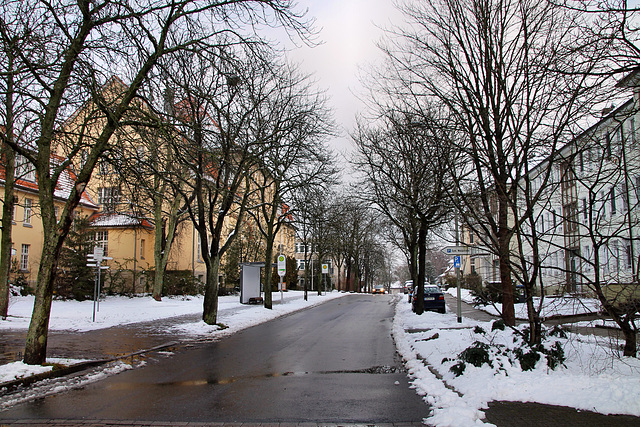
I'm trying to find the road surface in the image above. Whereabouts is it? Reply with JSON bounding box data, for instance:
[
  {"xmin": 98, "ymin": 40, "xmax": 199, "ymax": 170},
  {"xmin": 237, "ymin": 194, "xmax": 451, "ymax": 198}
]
[{"xmin": 0, "ymin": 294, "xmax": 429, "ymax": 424}]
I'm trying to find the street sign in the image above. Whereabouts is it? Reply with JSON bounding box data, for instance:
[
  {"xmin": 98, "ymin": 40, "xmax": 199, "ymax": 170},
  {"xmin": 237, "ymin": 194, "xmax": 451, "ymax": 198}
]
[
  {"xmin": 442, "ymin": 246, "xmax": 469, "ymax": 255},
  {"xmin": 322, "ymin": 264, "xmax": 328, "ymax": 274},
  {"xmin": 277, "ymin": 254, "xmax": 286, "ymax": 277},
  {"xmin": 93, "ymin": 246, "xmax": 104, "ymax": 262},
  {"xmin": 454, "ymin": 256, "xmax": 461, "ymax": 268}
]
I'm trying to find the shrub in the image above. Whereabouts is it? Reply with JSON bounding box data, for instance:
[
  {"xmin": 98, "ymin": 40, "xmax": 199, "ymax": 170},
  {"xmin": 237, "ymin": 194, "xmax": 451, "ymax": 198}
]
[
  {"xmin": 473, "ymin": 325, "xmax": 486, "ymax": 335},
  {"xmin": 514, "ymin": 348, "xmax": 540, "ymax": 371},
  {"xmin": 545, "ymin": 341, "xmax": 566, "ymax": 370},
  {"xmin": 450, "ymin": 361, "xmax": 466, "ymax": 377},
  {"xmin": 491, "ymin": 319, "xmax": 506, "ymax": 331},
  {"xmin": 459, "ymin": 341, "xmax": 492, "ymax": 368}
]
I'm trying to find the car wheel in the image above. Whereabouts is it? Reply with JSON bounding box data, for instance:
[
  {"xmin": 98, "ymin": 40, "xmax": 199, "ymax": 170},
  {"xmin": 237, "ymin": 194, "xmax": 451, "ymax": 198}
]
[{"xmin": 439, "ymin": 308, "xmax": 446, "ymax": 314}]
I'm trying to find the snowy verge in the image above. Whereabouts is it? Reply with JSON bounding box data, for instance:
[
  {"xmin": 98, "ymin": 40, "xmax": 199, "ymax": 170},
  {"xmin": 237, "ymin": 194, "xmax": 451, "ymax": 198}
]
[
  {"xmin": 394, "ymin": 294, "xmax": 640, "ymax": 426},
  {"xmin": 445, "ymin": 288, "xmax": 602, "ymax": 319}
]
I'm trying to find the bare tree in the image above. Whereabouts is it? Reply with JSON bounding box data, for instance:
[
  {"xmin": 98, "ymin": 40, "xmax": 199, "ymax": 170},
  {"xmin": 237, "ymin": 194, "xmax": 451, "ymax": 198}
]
[
  {"xmin": 248, "ymin": 61, "xmax": 337, "ymax": 309},
  {"xmin": 0, "ymin": 0, "xmax": 311, "ymax": 365},
  {"xmin": 379, "ymin": 0, "xmax": 613, "ymax": 336},
  {"xmin": 352, "ymin": 107, "xmax": 453, "ymax": 314},
  {"xmin": 161, "ymin": 45, "xmax": 284, "ymax": 325}
]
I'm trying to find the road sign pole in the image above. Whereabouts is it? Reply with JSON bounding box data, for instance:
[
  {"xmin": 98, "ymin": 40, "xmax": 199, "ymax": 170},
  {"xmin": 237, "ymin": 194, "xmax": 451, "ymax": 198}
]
[
  {"xmin": 277, "ymin": 255, "xmax": 286, "ymax": 304},
  {"xmin": 455, "ymin": 217, "xmax": 462, "ymax": 323}
]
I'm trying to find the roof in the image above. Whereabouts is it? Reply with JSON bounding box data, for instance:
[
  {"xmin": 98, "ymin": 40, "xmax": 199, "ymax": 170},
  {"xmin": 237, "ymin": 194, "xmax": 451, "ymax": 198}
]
[
  {"xmin": 616, "ymin": 66, "xmax": 640, "ymax": 88},
  {"xmin": 89, "ymin": 212, "xmax": 154, "ymax": 229},
  {"xmin": 0, "ymin": 151, "xmax": 98, "ymax": 209}
]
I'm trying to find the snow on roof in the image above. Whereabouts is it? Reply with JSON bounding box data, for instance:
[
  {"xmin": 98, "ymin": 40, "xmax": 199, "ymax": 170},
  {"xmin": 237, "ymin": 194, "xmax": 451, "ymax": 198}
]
[{"xmin": 90, "ymin": 213, "xmax": 153, "ymax": 229}]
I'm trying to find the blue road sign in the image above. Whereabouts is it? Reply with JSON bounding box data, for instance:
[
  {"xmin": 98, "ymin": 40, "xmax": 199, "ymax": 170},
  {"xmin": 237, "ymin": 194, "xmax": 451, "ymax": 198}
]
[{"xmin": 454, "ymin": 256, "xmax": 461, "ymax": 269}]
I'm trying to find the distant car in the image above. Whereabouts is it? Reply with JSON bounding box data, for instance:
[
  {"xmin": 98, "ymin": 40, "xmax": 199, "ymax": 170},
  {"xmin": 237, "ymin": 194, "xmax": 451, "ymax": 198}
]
[
  {"xmin": 412, "ymin": 285, "xmax": 446, "ymax": 314},
  {"xmin": 372, "ymin": 284, "xmax": 385, "ymax": 294}
]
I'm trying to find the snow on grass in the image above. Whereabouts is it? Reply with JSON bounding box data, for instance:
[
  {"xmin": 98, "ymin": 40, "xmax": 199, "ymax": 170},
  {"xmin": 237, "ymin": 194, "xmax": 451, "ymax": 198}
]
[
  {"xmin": 395, "ymin": 294, "xmax": 640, "ymax": 426},
  {"xmin": 445, "ymin": 287, "xmax": 602, "ymax": 319}
]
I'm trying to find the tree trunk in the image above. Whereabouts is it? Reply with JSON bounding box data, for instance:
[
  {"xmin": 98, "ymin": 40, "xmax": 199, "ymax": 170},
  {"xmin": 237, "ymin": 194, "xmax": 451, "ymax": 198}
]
[
  {"xmin": 1, "ymin": 54, "xmax": 16, "ymax": 320},
  {"xmin": 263, "ymin": 239, "xmax": 274, "ymax": 310},
  {"xmin": 414, "ymin": 221, "xmax": 427, "ymax": 315},
  {"xmin": 23, "ymin": 232, "xmax": 63, "ymax": 364},
  {"xmin": 621, "ymin": 325, "xmax": 637, "ymax": 358},
  {"xmin": 151, "ymin": 193, "xmax": 181, "ymax": 301},
  {"xmin": 202, "ymin": 254, "xmax": 220, "ymax": 325},
  {"xmin": 498, "ymin": 191, "xmax": 515, "ymax": 326},
  {"xmin": 0, "ymin": 148, "xmax": 15, "ymax": 319}
]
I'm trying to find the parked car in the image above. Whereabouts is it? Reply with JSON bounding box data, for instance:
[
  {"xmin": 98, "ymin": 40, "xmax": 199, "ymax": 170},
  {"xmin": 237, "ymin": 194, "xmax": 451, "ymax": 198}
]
[
  {"xmin": 405, "ymin": 280, "xmax": 414, "ymax": 301},
  {"xmin": 412, "ymin": 284, "xmax": 446, "ymax": 313},
  {"xmin": 403, "ymin": 280, "xmax": 413, "ymax": 294},
  {"xmin": 372, "ymin": 284, "xmax": 386, "ymax": 294}
]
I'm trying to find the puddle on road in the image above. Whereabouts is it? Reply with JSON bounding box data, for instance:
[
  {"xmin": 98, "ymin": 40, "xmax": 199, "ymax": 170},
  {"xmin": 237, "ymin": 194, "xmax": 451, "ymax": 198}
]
[{"xmin": 107, "ymin": 365, "xmax": 407, "ymax": 390}]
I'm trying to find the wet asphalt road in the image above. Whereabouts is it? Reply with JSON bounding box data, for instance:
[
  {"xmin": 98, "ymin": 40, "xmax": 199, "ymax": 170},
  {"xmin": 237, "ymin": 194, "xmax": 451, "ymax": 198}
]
[{"xmin": 0, "ymin": 294, "xmax": 430, "ymax": 424}]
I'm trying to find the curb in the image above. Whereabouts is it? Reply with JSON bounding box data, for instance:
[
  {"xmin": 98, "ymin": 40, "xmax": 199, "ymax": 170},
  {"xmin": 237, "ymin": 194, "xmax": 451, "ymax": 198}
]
[{"xmin": 0, "ymin": 341, "xmax": 179, "ymax": 392}]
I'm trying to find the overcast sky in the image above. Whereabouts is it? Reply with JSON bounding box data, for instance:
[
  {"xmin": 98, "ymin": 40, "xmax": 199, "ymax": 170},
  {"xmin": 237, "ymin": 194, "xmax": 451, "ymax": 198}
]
[{"xmin": 284, "ymin": 0, "xmax": 402, "ymax": 168}]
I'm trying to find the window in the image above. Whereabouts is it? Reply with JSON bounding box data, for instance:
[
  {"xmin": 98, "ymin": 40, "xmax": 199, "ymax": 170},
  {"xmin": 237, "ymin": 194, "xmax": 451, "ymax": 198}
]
[
  {"xmin": 140, "ymin": 239, "xmax": 145, "ymax": 259},
  {"xmin": 16, "ymin": 155, "xmax": 36, "ymax": 182},
  {"xmin": 97, "ymin": 187, "xmax": 120, "ymax": 211},
  {"xmin": 23, "ymin": 198, "xmax": 32, "ymax": 225},
  {"xmin": 136, "ymin": 146, "xmax": 146, "ymax": 161},
  {"xmin": 297, "ymin": 259, "xmax": 306, "ymax": 270},
  {"xmin": 610, "ymin": 187, "xmax": 616, "ymax": 215},
  {"xmin": 98, "ymin": 158, "xmax": 111, "ymax": 175},
  {"xmin": 621, "ymin": 183, "xmax": 629, "ymax": 212},
  {"xmin": 20, "ymin": 244, "xmax": 30, "ymax": 270},
  {"xmin": 582, "ymin": 198, "xmax": 587, "ymax": 221},
  {"xmin": 95, "ymin": 231, "xmax": 108, "ymax": 256},
  {"xmin": 579, "ymin": 151, "xmax": 584, "ymax": 173},
  {"xmin": 605, "ymin": 133, "xmax": 612, "ymax": 160}
]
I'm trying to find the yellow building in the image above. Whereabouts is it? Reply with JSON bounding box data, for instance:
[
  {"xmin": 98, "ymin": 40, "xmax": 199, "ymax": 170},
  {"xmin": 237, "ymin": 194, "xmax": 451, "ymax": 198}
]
[
  {"xmin": 1, "ymin": 153, "xmax": 99, "ymax": 290},
  {"xmin": 36, "ymin": 76, "xmax": 295, "ymax": 295}
]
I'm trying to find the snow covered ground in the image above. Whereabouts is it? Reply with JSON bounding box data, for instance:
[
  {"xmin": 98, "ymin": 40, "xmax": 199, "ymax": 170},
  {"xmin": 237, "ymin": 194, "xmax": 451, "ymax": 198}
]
[
  {"xmin": 446, "ymin": 287, "xmax": 603, "ymax": 318},
  {"xmin": 396, "ymin": 292, "xmax": 640, "ymax": 425},
  {"xmin": 1, "ymin": 290, "xmax": 640, "ymax": 426}
]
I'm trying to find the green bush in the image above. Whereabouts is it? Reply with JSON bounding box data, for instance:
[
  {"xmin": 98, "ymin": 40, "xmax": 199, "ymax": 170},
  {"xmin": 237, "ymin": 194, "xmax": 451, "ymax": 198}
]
[
  {"xmin": 491, "ymin": 319, "xmax": 506, "ymax": 331},
  {"xmin": 148, "ymin": 270, "xmax": 204, "ymax": 296},
  {"xmin": 450, "ymin": 361, "xmax": 466, "ymax": 377},
  {"xmin": 459, "ymin": 341, "xmax": 492, "ymax": 368}
]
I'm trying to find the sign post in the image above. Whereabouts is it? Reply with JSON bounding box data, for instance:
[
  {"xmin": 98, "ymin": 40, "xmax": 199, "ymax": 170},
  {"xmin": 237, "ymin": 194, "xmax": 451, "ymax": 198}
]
[
  {"xmin": 322, "ymin": 263, "xmax": 329, "ymax": 295},
  {"xmin": 88, "ymin": 246, "xmax": 111, "ymax": 321},
  {"xmin": 277, "ymin": 254, "xmax": 286, "ymax": 304},
  {"xmin": 442, "ymin": 240, "xmax": 467, "ymax": 323}
]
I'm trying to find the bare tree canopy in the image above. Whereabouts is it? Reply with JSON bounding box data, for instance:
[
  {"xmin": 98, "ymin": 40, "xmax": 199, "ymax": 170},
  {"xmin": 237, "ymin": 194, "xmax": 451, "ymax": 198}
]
[{"xmin": 0, "ymin": 0, "xmax": 313, "ymax": 364}]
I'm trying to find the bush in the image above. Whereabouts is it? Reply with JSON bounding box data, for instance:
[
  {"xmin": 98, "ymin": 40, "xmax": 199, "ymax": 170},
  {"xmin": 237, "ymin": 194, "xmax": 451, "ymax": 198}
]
[
  {"xmin": 545, "ymin": 341, "xmax": 566, "ymax": 370},
  {"xmin": 148, "ymin": 270, "xmax": 204, "ymax": 296},
  {"xmin": 491, "ymin": 319, "xmax": 506, "ymax": 331},
  {"xmin": 450, "ymin": 361, "xmax": 466, "ymax": 377},
  {"xmin": 514, "ymin": 348, "xmax": 540, "ymax": 371},
  {"xmin": 446, "ymin": 326, "xmax": 566, "ymax": 377},
  {"xmin": 459, "ymin": 341, "xmax": 492, "ymax": 368}
]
